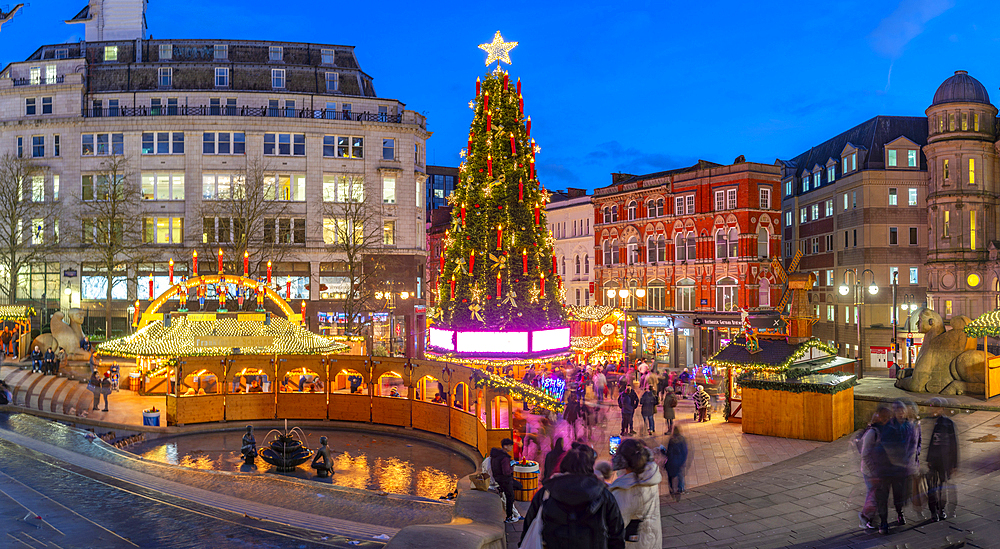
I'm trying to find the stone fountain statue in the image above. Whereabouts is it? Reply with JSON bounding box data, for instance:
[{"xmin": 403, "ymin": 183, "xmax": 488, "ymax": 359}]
[
  {"xmin": 311, "ymin": 436, "xmax": 334, "ymax": 477},
  {"xmin": 259, "ymin": 420, "xmax": 313, "ymax": 471},
  {"xmin": 895, "ymin": 308, "xmax": 989, "ymax": 395},
  {"xmin": 30, "ymin": 309, "xmax": 92, "ymax": 361},
  {"xmin": 241, "ymin": 425, "xmax": 257, "ymax": 465}
]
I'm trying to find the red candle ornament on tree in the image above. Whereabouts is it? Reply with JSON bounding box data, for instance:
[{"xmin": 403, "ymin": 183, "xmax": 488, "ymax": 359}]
[
  {"xmin": 192, "ymin": 250, "xmax": 198, "ymax": 277},
  {"xmin": 484, "ymin": 90, "xmax": 489, "ymax": 111},
  {"xmin": 486, "ymin": 111, "xmax": 491, "ymax": 131},
  {"xmin": 509, "ymin": 133, "xmax": 516, "ymax": 155},
  {"xmin": 529, "ymin": 159, "xmax": 535, "ymax": 180},
  {"xmin": 531, "ymin": 139, "xmax": 536, "ymax": 160},
  {"xmin": 496, "ymin": 225, "xmax": 503, "ymax": 249},
  {"xmin": 476, "ymin": 77, "xmax": 481, "ymax": 98},
  {"xmin": 540, "ymin": 274, "xmax": 546, "ymax": 297},
  {"xmin": 552, "ymin": 256, "xmax": 557, "ymax": 274},
  {"xmin": 522, "ymin": 249, "xmax": 528, "ymax": 274},
  {"xmin": 526, "ymin": 117, "xmax": 531, "ymax": 137},
  {"xmin": 487, "ymin": 154, "xmax": 493, "ymax": 178},
  {"xmin": 450, "ymin": 276, "xmax": 456, "ymax": 299},
  {"xmin": 460, "ymin": 204, "xmax": 467, "ymax": 226},
  {"xmin": 518, "ymin": 94, "xmax": 523, "ymax": 115},
  {"xmin": 534, "ymin": 204, "xmax": 540, "ymax": 225},
  {"xmin": 168, "ymin": 258, "xmax": 174, "ymax": 285},
  {"xmin": 517, "ymin": 78, "xmax": 521, "ymax": 96},
  {"xmin": 266, "ymin": 261, "xmax": 272, "ymax": 285},
  {"xmin": 439, "ymin": 254, "xmax": 445, "ymax": 270},
  {"xmin": 469, "ymin": 250, "xmax": 475, "ymax": 274},
  {"xmin": 503, "ymin": 73, "xmax": 509, "ymax": 91},
  {"xmin": 518, "ymin": 178, "xmax": 524, "ymax": 202},
  {"xmin": 496, "ymin": 273, "xmax": 501, "ymax": 299},
  {"xmin": 243, "ymin": 251, "xmax": 249, "ymax": 278}
]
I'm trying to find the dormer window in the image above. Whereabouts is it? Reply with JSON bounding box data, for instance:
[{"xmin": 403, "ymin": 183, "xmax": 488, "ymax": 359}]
[
  {"xmin": 827, "ymin": 166, "xmax": 835, "ymax": 182},
  {"xmin": 784, "ymin": 180, "xmax": 792, "ymax": 196},
  {"xmin": 159, "ymin": 44, "xmax": 172, "ymax": 60},
  {"xmin": 813, "ymin": 172, "xmax": 821, "ymax": 188},
  {"xmin": 269, "ymin": 46, "xmax": 283, "ymax": 61},
  {"xmin": 104, "ymin": 46, "xmax": 118, "ymax": 61},
  {"xmin": 214, "ymin": 44, "xmax": 228, "ymax": 60},
  {"xmin": 888, "ymin": 149, "xmax": 897, "ymax": 167},
  {"xmin": 801, "ymin": 175, "xmax": 809, "ymax": 192}
]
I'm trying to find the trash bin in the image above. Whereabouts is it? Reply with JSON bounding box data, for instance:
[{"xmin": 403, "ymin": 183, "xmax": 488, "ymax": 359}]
[
  {"xmin": 142, "ymin": 410, "xmax": 161, "ymax": 427},
  {"xmin": 129, "ymin": 372, "xmax": 140, "ymax": 391}
]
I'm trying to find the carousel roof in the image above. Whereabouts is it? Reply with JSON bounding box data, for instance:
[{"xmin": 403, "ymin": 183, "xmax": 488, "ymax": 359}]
[
  {"xmin": 963, "ymin": 309, "xmax": 1000, "ymax": 338},
  {"xmin": 566, "ymin": 305, "xmax": 621, "ymax": 323},
  {"xmin": 96, "ymin": 314, "xmax": 349, "ymax": 357},
  {"xmin": 0, "ymin": 305, "xmax": 35, "ymax": 320}
]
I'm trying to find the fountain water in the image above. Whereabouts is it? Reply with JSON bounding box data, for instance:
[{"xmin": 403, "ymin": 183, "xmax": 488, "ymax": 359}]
[{"xmin": 258, "ymin": 419, "xmax": 313, "ymax": 471}]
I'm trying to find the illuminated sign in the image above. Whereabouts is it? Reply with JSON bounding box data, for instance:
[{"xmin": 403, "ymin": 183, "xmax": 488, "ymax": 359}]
[
  {"xmin": 428, "ymin": 327, "xmax": 455, "ymax": 351},
  {"xmin": 192, "ymin": 336, "xmax": 274, "ymax": 348},
  {"xmin": 531, "ymin": 327, "xmax": 570, "ymax": 352},
  {"xmin": 456, "ymin": 330, "xmax": 529, "ymax": 354}
]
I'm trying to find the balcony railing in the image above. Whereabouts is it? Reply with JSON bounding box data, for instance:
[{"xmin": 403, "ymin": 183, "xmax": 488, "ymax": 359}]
[
  {"xmin": 81, "ymin": 105, "xmax": 403, "ymax": 122},
  {"xmin": 13, "ymin": 76, "xmax": 65, "ymax": 86}
]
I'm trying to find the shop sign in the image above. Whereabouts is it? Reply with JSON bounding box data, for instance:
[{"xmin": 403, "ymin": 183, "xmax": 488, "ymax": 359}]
[
  {"xmin": 600, "ymin": 323, "xmax": 615, "ymax": 335},
  {"xmin": 700, "ymin": 299, "xmax": 708, "ymax": 306},
  {"xmin": 694, "ymin": 318, "xmax": 742, "ymax": 327},
  {"xmin": 193, "ymin": 336, "xmax": 274, "ymax": 348},
  {"xmin": 414, "ymin": 304, "xmax": 426, "ymax": 314},
  {"xmin": 636, "ymin": 316, "xmax": 672, "ymax": 327},
  {"xmin": 63, "ymin": 269, "xmax": 77, "ymax": 277}
]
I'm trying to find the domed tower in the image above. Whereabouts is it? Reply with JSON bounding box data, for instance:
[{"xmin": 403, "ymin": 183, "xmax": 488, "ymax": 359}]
[{"xmin": 924, "ymin": 70, "xmax": 999, "ymax": 320}]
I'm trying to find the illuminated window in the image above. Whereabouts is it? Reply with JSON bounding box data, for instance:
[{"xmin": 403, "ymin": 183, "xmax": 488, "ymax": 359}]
[
  {"xmin": 943, "ymin": 210, "xmax": 950, "ymax": 238},
  {"xmin": 828, "ymin": 166, "xmax": 835, "ymax": 182},
  {"xmin": 962, "ymin": 113, "xmax": 968, "ymax": 131},
  {"xmin": 944, "ymin": 159, "xmax": 950, "ymax": 180},
  {"xmin": 945, "ymin": 300, "xmax": 952, "ymax": 317},
  {"xmin": 811, "ymin": 204, "xmax": 819, "ymax": 220},
  {"xmin": 851, "ymin": 153, "xmax": 856, "ymax": 171},
  {"xmin": 759, "ymin": 188, "xmax": 770, "ymax": 209},
  {"xmin": 104, "ymin": 46, "xmax": 118, "ymax": 61},
  {"xmin": 825, "ymin": 199, "xmax": 833, "ymax": 216},
  {"xmin": 969, "ymin": 158, "xmax": 976, "ymax": 184},
  {"xmin": 908, "ymin": 150, "xmax": 917, "ymax": 167},
  {"xmin": 888, "ymin": 149, "xmax": 897, "ymax": 167},
  {"xmin": 970, "ymin": 210, "xmax": 976, "ymax": 250},
  {"xmin": 908, "ymin": 188, "xmax": 917, "ymax": 206},
  {"xmin": 974, "ymin": 113, "xmax": 980, "ymax": 131},
  {"xmin": 889, "ymin": 188, "xmax": 897, "ymax": 206}
]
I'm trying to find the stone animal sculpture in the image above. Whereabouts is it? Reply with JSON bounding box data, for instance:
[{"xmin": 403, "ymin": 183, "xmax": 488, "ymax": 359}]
[
  {"xmin": 30, "ymin": 309, "xmax": 92, "ymax": 361},
  {"xmin": 895, "ymin": 308, "xmax": 988, "ymax": 395}
]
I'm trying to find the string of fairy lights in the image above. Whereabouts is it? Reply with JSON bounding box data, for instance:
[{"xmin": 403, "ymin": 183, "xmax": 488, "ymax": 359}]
[{"xmin": 473, "ymin": 368, "xmax": 564, "ymax": 413}]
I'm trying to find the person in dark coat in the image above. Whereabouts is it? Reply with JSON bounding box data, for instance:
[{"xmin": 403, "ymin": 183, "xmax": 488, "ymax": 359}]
[
  {"xmin": 520, "ymin": 445, "xmax": 625, "ymax": 549},
  {"xmin": 88, "ymin": 371, "xmax": 101, "ymax": 411},
  {"xmin": 100, "ymin": 372, "xmax": 112, "ymax": 411},
  {"xmin": 873, "ymin": 401, "xmax": 917, "ymax": 534},
  {"xmin": 639, "ymin": 388, "xmax": 659, "ymax": 435},
  {"xmin": 31, "ymin": 346, "xmax": 42, "ymax": 373},
  {"xmin": 42, "ymin": 348, "xmax": 54, "ymax": 375},
  {"xmin": 663, "ymin": 425, "xmax": 689, "ymax": 501},
  {"xmin": 617, "ymin": 386, "xmax": 638, "ymax": 436},
  {"xmin": 925, "ymin": 398, "xmax": 958, "ymax": 521},
  {"xmin": 564, "ymin": 395, "xmax": 581, "ymax": 439},
  {"xmin": 543, "ymin": 437, "xmax": 566, "ymax": 482},
  {"xmin": 490, "ymin": 438, "xmax": 522, "ymax": 522}
]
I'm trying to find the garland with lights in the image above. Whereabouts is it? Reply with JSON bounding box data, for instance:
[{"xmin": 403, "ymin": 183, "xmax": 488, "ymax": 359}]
[
  {"xmin": 570, "ymin": 336, "xmax": 608, "ymax": 353},
  {"xmin": 472, "ymin": 368, "xmax": 565, "ymax": 413},
  {"xmin": 706, "ymin": 337, "xmax": 839, "ymax": 374},
  {"xmin": 963, "ymin": 309, "xmax": 1000, "ymax": 338},
  {"xmin": 435, "ymin": 34, "xmax": 567, "ymax": 337},
  {"xmin": 736, "ymin": 374, "xmax": 858, "ymax": 395},
  {"xmin": 566, "ymin": 305, "xmax": 620, "ymax": 323},
  {"xmin": 0, "ymin": 305, "xmax": 35, "ymax": 321}
]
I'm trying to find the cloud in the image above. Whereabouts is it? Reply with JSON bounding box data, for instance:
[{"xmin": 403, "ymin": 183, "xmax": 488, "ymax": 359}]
[
  {"xmin": 584, "ymin": 141, "xmax": 691, "ymax": 172},
  {"xmin": 869, "ymin": 0, "xmax": 955, "ymax": 58}
]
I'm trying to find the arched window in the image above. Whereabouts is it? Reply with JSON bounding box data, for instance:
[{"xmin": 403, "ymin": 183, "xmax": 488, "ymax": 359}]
[
  {"xmin": 686, "ymin": 231, "xmax": 697, "ymax": 260},
  {"xmin": 647, "ymin": 280, "xmax": 666, "ymax": 311},
  {"xmin": 604, "ymin": 282, "xmax": 619, "ymax": 307},
  {"xmin": 715, "ymin": 230, "xmax": 727, "ymax": 259},
  {"xmin": 584, "ymin": 254, "xmax": 589, "ymax": 274},
  {"xmin": 611, "ymin": 205, "xmax": 618, "ymax": 222},
  {"xmin": 656, "ymin": 198, "xmax": 664, "ymax": 216},
  {"xmin": 657, "ymin": 235, "xmax": 666, "ymax": 262},
  {"xmin": 575, "ymin": 255, "xmax": 581, "ymax": 274},
  {"xmin": 627, "ymin": 236, "xmax": 639, "ymax": 264},
  {"xmin": 675, "ymin": 233, "xmax": 686, "ymax": 261},
  {"xmin": 759, "ymin": 278, "xmax": 770, "ymax": 307},
  {"xmin": 757, "ymin": 228, "xmax": 769, "ymax": 258},
  {"xmin": 611, "ymin": 239, "xmax": 620, "ymax": 264},
  {"xmin": 728, "ymin": 228, "xmax": 739, "ymax": 258},
  {"xmin": 627, "ymin": 201, "xmax": 637, "ymax": 220},
  {"xmin": 646, "ymin": 200, "xmax": 656, "ymax": 218},
  {"xmin": 603, "ymin": 207, "xmax": 611, "ymax": 224},
  {"xmin": 717, "ymin": 276, "xmax": 738, "ymax": 311},
  {"xmin": 646, "ymin": 235, "xmax": 656, "ymax": 263},
  {"xmin": 603, "ymin": 240, "xmax": 612, "ymax": 266},
  {"xmin": 676, "ymin": 278, "xmax": 695, "ymax": 311},
  {"xmin": 561, "ymin": 256, "xmax": 566, "ymax": 275}
]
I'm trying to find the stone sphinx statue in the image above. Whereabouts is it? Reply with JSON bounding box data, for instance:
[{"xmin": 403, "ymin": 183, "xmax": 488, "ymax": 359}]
[
  {"xmin": 30, "ymin": 309, "xmax": 92, "ymax": 362},
  {"xmin": 895, "ymin": 308, "xmax": 988, "ymax": 395}
]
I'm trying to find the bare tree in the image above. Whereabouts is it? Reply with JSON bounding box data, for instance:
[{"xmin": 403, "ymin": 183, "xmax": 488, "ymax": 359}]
[
  {"xmin": 322, "ymin": 174, "xmax": 385, "ymax": 336},
  {"xmin": 0, "ymin": 153, "xmax": 59, "ymax": 304},
  {"xmin": 196, "ymin": 155, "xmax": 297, "ymax": 297},
  {"xmin": 75, "ymin": 154, "xmax": 151, "ymax": 335}
]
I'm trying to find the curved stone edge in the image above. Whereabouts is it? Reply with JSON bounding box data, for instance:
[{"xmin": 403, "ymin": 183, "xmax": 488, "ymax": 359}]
[{"xmin": 385, "ymin": 476, "xmax": 506, "ymax": 549}]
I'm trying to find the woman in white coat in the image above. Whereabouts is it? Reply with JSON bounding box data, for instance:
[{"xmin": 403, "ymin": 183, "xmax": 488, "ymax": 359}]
[{"xmin": 610, "ymin": 439, "xmax": 662, "ymax": 549}]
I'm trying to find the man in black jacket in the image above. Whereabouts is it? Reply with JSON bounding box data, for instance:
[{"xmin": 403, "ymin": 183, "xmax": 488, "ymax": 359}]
[
  {"xmin": 520, "ymin": 445, "xmax": 625, "ymax": 549},
  {"xmin": 617, "ymin": 385, "xmax": 638, "ymax": 436},
  {"xmin": 925, "ymin": 398, "xmax": 958, "ymax": 521},
  {"xmin": 490, "ymin": 438, "xmax": 522, "ymax": 523}
]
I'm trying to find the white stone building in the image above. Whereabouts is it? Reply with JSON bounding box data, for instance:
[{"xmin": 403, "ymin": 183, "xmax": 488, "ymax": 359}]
[{"xmin": 547, "ymin": 189, "xmax": 594, "ymax": 307}]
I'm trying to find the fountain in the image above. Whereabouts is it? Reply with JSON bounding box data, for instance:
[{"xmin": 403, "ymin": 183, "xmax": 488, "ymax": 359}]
[{"xmin": 258, "ymin": 419, "xmax": 313, "ymax": 471}]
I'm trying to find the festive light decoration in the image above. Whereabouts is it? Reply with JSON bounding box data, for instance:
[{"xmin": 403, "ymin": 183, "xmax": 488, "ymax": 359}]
[
  {"xmin": 478, "ymin": 31, "xmax": 518, "ymax": 66},
  {"xmin": 570, "ymin": 336, "xmax": 608, "ymax": 353},
  {"xmin": 707, "ymin": 337, "xmax": 840, "ymax": 374},
  {"xmin": 168, "ymin": 258, "xmax": 174, "ymax": 285},
  {"xmin": 566, "ymin": 305, "xmax": 620, "ymax": 322},
  {"xmin": 267, "ymin": 261, "xmax": 272, "ymax": 285},
  {"xmin": 737, "ymin": 373, "xmax": 857, "ymax": 395},
  {"xmin": 473, "ymin": 369, "xmax": 564, "ymax": 413},
  {"xmin": 963, "ymin": 308, "xmax": 1000, "ymax": 338},
  {"xmin": 243, "ymin": 251, "xmax": 249, "ymax": 277},
  {"xmin": 192, "ymin": 250, "xmax": 198, "ymax": 277}
]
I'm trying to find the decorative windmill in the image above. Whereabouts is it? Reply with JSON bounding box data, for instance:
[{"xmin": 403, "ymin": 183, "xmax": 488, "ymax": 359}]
[
  {"xmin": 771, "ymin": 248, "xmax": 801, "ymax": 312},
  {"xmin": 770, "ymin": 249, "xmax": 818, "ymax": 344}
]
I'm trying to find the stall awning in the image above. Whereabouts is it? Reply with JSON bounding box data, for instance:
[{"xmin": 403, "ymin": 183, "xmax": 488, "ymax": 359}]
[
  {"xmin": 707, "ymin": 336, "xmax": 838, "ymax": 371},
  {"xmin": 964, "ymin": 309, "xmax": 1000, "ymax": 338}
]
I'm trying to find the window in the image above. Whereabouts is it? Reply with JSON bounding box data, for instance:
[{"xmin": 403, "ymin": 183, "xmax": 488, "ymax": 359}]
[
  {"xmin": 323, "ymin": 135, "xmax": 363, "ymax": 158},
  {"xmin": 827, "ymin": 305, "xmax": 835, "ymax": 321},
  {"xmin": 812, "ymin": 238, "xmax": 819, "ymax": 254},
  {"xmin": 602, "ymin": 208, "xmax": 611, "ymax": 224},
  {"xmin": 141, "ymin": 172, "xmax": 185, "ymax": 200},
  {"xmin": 852, "ymin": 191, "xmax": 856, "ymax": 208},
  {"xmin": 54, "ymin": 135, "xmax": 60, "ymax": 157},
  {"xmin": 214, "ymin": 44, "xmax": 228, "ymax": 59},
  {"xmin": 322, "ymin": 174, "xmax": 364, "ymax": 202},
  {"xmin": 853, "ymin": 229, "xmax": 857, "ymax": 247},
  {"xmin": 53, "ymin": 175, "xmax": 59, "ymax": 200},
  {"xmin": 715, "ymin": 230, "xmax": 726, "ymax": 259},
  {"xmin": 81, "ymin": 133, "xmax": 123, "ymax": 156},
  {"xmin": 889, "ymin": 188, "xmax": 897, "ymax": 206},
  {"xmin": 159, "ymin": 44, "xmax": 172, "ymax": 60},
  {"xmin": 851, "ymin": 153, "xmax": 856, "ymax": 171},
  {"xmin": 269, "ymin": 46, "xmax": 283, "ymax": 61},
  {"xmin": 826, "ymin": 270, "xmax": 833, "ymax": 286},
  {"xmin": 25, "ymin": 98, "xmax": 35, "ymax": 115},
  {"xmin": 674, "ymin": 197, "xmax": 683, "ymax": 215},
  {"xmin": 811, "ymin": 204, "xmax": 819, "ymax": 220},
  {"xmin": 969, "ymin": 158, "xmax": 976, "ymax": 184},
  {"xmin": 104, "ymin": 46, "xmax": 118, "ymax": 61},
  {"xmin": 202, "ymin": 132, "xmax": 245, "ymax": 155},
  {"xmin": 30, "ymin": 176, "xmax": 43, "ymax": 202},
  {"xmin": 759, "ymin": 279, "xmax": 770, "ymax": 307},
  {"xmin": 265, "ymin": 174, "xmax": 306, "ymax": 201},
  {"xmin": 908, "ymin": 150, "xmax": 917, "ymax": 167},
  {"xmin": 716, "ymin": 277, "xmax": 738, "ymax": 312},
  {"xmin": 326, "ymin": 72, "xmax": 338, "ymax": 91},
  {"xmin": 714, "ymin": 191, "xmax": 725, "ymax": 211},
  {"xmin": 685, "ymin": 195, "xmax": 694, "ymax": 214},
  {"xmin": 843, "ymin": 193, "xmax": 848, "ymax": 210},
  {"xmin": 627, "ymin": 236, "xmax": 639, "ymax": 264},
  {"xmin": 908, "ymin": 188, "xmax": 917, "ymax": 206},
  {"xmin": 962, "ymin": 113, "xmax": 968, "ymax": 131},
  {"xmin": 31, "ymin": 136, "xmax": 43, "ymax": 158},
  {"xmin": 971, "ymin": 210, "xmax": 977, "ymax": 250},
  {"xmin": 627, "ymin": 201, "xmax": 636, "ymax": 220},
  {"xmin": 142, "ymin": 217, "xmax": 184, "ymax": 244},
  {"xmin": 321, "ymin": 48, "xmax": 335, "ymax": 64},
  {"xmin": 944, "ymin": 159, "xmax": 950, "ymax": 180},
  {"xmin": 909, "ymin": 227, "xmax": 917, "ymax": 245},
  {"xmin": 646, "ymin": 200, "xmax": 655, "ymax": 218},
  {"xmin": 800, "ymin": 208, "xmax": 807, "ymax": 223},
  {"xmin": 888, "ymin": 149, "xmax": 897, "ymax": 167},
  {"xmin": 158, "ymin": 67, "xmax": 172, "ymax": 87},
  {"xmin": 676, "ymin": 278, "xmax": 695, "ymax": 311},
  {"xmin": 265, "ymin": 133, "xmax": 305, "ymax": 156},
  {"xmin": 655, "ymin": 198, "xmax": 664, "ymax": 217},
  {"xmin": 785, "ymin": 180, "xmax": 792, "ymax": 196},
  {"xmin": 825, "ymin": 199, "xmax": 833, "ymax": 217},
  {"xmin": 945, "ymin": 300, "xmax": 952, "ymax": 317},
  {"xmin": 686, "ymin": 232, "xmax": 696, "ymax": 260},
  {"xmin": 382, "ymin": 176, "xmax": 396, "ymax": 204},
  {"xmin": 263, "ymin": 218, "xmax": 306, "ymax": 244},
  {"xmin": 801, "ymin": 176, "xmax": 809, "ymax": 192},
  {"xmin": 889, "ymin": 227, "xmax": 898, "ymax": 245},
  {"xmin": 81, "ymin": 175, "xmax": 111, "ymax": 201},
  {"xmin": 16, "ymin": 136, "xmax": 22, "ymax": 158},
  {"xmin": 844, "ymin": 231, "xmax": 849, "ymax": 248},
  {"xmin": 584, "ymin": 254, "xmax": 589, "ymax": 273},
  {"xmin": 202, "ymin": 173, "xmax": 240, "ymax": 200},
  {"xmin": 784, "ymin": 211, "xmax": 791, "ymax": 226},
  {"xmin": 215, "ymin": 67, "xmax": 229, "ymax": 87},
  {"xmin": 909, "ymin": 267, "xmax": 918, "ymax": 284},
  {"xmin": 141, "ymin": 132, "xmax": 184, "ymax": 154},
  {"xmin": 41, "ymin": 97, "xmax": 52, "ymax": 114},
  {"xmin": 827, "ymin": 166, "xmax": 835, "ymax": 182},
  {"xmin": 759, "ymin": 188, "xmax": 770, "ymax": 209},
  {"xmin": 647, "ymin": 281, "xmax": 666, "ymax": 311},
  {"xmin": 604, "ymin": 240, "xmax": 614, "ymax": 265},
  {"xmin": 383, "ymin": 221, "xmax": 395, "ymax": 245},
  {"xmin": 54, "ymin": 48, "xmax": 68, "ymax": 59},
  {"xmin": 826, "ymin": 235, "xmax": 833, "ymax": 251},
  {"xmin": 272, "ymin": 69, "xmax": 285, "ymax": 89},
  {"xmin": 611, "ymin": 206, "xmax": 618, "ymax": 222},
  {"xmin": 943, "ymin": 210, "xmax": 950, "ymax": 238}
]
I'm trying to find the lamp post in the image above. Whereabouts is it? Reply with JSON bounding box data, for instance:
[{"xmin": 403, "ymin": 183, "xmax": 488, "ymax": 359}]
[
  {"xmin": 839, "ymin": 268, "xmax": 878, "ymax": 380},
  {"xmin": 891, "ymin": 270, "xmax": 899, "ymax": 378},
  {"xmin": 900, "ymin": 293, "xmax": 915, "ymax": 372},
  {"xmin": 609, "ymin": 283, "xmax": 645, "ymax": 364}
]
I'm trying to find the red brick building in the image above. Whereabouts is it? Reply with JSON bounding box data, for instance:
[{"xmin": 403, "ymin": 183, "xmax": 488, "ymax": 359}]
[{"xmin": 592, "ymin": 160, "xmax": 782, "ymax": 367}]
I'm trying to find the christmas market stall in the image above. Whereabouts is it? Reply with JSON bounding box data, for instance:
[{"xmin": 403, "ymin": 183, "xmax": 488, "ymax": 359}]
[{"xmin": 567, "ymin": 305, "xmax": 625, "ymax": 366}]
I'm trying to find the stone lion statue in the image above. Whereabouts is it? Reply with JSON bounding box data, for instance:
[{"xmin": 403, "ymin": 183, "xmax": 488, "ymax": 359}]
[
  {"xmin": 895, "ymin": 308, "xmax": 988, "ymax": 395},
  {"xmin": 30, "ymin": 309, "xmax": 92, "ymax": 361}
]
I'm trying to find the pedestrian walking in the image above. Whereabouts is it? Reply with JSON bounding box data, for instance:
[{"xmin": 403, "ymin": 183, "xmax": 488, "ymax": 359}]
[
  {"xmin": 639, "ymin": 387, "xmax": 658, "ymax": 436},
  {"xmin": 564, "ymin": 395, "xmax": 581, "ymax": 441},
  {"xmin": 661, "ymin": 388, "xmax": 677, "ymax": 434},
  {"xmin": 100, "ymin": 372, "xmax": 112, "ymax": 411},
  {"xmin": 519, "ymin": 445, "xmax": 625, "ymax": 549},
  {"xmin": 677, "ymin": 368, "xmax": 692, "ymax": 398},
  {"xmin": 88, "ymin": 371, "xmax": 101, "ymax": 411},
  {"xmin": 543, "ymin": 437, "xmax": 566, "ymax": 482},
  {"xmin": 593, "ymin": 368, "xmax": 607, "ymax": 405},
  {"xmin": 693, "ymin": 385, "xmax": 710, "ymax": 422},
  {"xmin": 663, "ymin": 426, "xmax": 688, "ymax": 501},
  {"xmin": 490, "ymin": 438, "xmax": 523, "ymax": 523},
  {"xmin": 610, "ymin": 439, "xmax": 662, "ymax": 549},
  {"xmin": 873, "ymin": 401, "xmax": 918, "ymax": 534},
  {"xmin": 925, "ymin": 398, "xmax": 958, "ymax": 521},
  {"xmin": 617, "ymin": 385, "xmax": 638, "ymax": 436},
  {"xmin": 858, "ymin": 406, "xmax": 891, "ymax": 530}
]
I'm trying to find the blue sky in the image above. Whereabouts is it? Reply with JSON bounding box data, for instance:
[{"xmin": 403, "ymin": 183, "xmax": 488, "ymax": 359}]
[{"xmin": 2, "ymin": 0, "xmax": 997, "ymax": 191}]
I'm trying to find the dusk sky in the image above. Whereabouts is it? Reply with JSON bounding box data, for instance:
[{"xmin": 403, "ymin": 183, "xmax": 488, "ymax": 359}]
[{"xmin": 1, "ymin": 0, "xmax": 997, "ymax": 191}]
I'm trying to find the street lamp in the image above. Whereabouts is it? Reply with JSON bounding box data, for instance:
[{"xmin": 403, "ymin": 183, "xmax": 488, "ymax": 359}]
[{"xmin": 839, "ymin": 268, "xmax": 878, "ymax": 380}]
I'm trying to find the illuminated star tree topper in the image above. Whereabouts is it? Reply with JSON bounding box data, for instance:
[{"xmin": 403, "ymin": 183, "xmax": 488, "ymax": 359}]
[{"xmin": 478, "ymin": 30, "xmax": 518, "ymax": 67}]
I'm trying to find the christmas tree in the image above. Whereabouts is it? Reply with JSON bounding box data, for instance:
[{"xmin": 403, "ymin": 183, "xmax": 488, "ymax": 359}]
[{"xmin": 433, "ymin": 32, "xmax": 568, "ymax": 355}]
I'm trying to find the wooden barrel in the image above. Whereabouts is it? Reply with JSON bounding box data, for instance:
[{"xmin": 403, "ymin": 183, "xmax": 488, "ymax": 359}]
[{"xmin": 513, "ymin": 462, "xmax": 540, "ymax": 501}]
